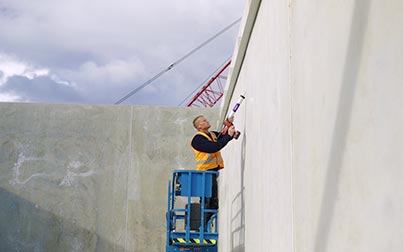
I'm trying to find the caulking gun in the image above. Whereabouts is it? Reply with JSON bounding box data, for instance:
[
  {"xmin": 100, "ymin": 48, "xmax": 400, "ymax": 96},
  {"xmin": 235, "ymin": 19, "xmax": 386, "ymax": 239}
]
[{"xmin": 219, "ymin": 93, "xmax": 245, "ymax": 139}]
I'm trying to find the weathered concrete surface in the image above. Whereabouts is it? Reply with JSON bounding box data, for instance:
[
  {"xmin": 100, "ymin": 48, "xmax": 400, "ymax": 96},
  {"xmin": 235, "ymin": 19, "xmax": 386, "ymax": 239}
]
[
  {"xmin": 0, "ymin": 102, "xmax": 218, "ymax": 252},
  {"xmin": 220, "ymin": 0, "xmax": 403, "ymax": 251}
]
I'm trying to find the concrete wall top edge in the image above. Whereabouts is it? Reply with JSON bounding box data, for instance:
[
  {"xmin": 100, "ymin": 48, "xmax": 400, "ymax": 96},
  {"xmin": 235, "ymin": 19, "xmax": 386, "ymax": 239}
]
[
  {"xmin": 220, "ymin": 0, "xmax": 262, "ymax": 121},
  {"xmin": 0, "ymin": 101, "xmax": 220, "ymax": 113}
]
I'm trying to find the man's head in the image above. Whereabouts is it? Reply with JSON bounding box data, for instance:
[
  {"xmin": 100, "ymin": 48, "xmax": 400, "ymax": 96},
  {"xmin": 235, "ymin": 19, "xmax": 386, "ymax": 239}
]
[{"xmin": 193, "ymin": 115, "xmax": 211, "ymax": 132}]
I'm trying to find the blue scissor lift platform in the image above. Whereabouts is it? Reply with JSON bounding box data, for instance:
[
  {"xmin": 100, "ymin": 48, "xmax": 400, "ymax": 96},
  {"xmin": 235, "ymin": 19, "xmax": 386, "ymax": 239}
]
[{"xmin": 166, "ymin": 170, "xmax": 219, "ymax": 252}]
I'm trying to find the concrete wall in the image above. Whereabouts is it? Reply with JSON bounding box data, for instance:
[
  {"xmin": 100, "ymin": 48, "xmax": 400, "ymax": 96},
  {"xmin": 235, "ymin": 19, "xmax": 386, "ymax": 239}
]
[
  {"xmin": 220, "ymin": 0, "xmax": 403, "ymax": 251},
  {"xmin": 0, "ymin": 102, "xmax": 218, "ymax": 252}
]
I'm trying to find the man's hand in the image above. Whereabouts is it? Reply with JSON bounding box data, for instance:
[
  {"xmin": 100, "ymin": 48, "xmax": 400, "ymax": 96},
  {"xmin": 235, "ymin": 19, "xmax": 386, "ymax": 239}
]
[
  {"xmin": 227, "ymin": 115, "xmax": 234, "ymax": 123},
  {"xmin": 228, "ymin": 125, "xmax": 235, "ymax": 137}
]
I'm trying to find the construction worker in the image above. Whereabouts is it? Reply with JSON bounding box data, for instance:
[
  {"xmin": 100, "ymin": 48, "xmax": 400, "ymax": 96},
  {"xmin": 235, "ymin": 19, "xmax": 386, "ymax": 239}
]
[{"xmin": 191, "ymin": 115, "xmax": 235, "ymax": 226}]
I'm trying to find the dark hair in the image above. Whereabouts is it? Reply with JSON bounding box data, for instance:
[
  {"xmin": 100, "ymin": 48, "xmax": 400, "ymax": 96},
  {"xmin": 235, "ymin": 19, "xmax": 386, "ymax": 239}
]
[{"xmin": 193, "ymin": 115, "xmax": 204, "ymax": 129}]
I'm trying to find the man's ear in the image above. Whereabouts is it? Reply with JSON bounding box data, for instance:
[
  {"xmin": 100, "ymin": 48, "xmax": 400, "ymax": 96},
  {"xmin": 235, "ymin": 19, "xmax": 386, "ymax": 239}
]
[{"xmin": 194, "ymin": 120, "xmax": 200, "ymax": 130}]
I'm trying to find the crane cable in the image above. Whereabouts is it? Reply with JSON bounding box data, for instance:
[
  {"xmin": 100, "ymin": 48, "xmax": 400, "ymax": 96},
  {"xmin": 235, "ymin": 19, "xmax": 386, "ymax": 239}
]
[{"xmin": 114, "ymin": 17, "xmax": 241, "ymax": 105}]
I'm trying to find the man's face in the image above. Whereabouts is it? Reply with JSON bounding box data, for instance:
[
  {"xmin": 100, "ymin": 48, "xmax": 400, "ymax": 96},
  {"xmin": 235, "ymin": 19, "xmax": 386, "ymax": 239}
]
[{"xmin": 196, "ymin": 116, "xmax": 211, "ymax": 131}]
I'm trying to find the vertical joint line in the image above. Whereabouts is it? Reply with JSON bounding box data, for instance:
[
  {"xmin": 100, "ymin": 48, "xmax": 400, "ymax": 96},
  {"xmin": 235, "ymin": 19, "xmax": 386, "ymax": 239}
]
[
  {"xmin": 287, "ymin": 1, "xmax": 296, "ymax": 252},
  {"xmin": 125, "ymin": 106, "xmax": 134, "ymax": 250}
]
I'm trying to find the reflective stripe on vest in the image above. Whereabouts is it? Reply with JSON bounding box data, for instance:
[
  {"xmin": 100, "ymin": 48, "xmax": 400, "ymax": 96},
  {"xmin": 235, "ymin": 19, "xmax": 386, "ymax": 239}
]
[{"xmin": 192, "ymin": 131, "xmax": 224, "ymax": 170}]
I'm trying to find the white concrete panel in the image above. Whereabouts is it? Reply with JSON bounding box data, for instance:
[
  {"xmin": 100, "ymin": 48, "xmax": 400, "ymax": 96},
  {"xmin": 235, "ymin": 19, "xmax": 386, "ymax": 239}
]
[
  {"xmin": 220, "ymin": 0, "xmax": 293, "ymax": 251},
  {"xmin": 291, "ymin": 0, "xmax": 403, "ymax": 251},
  {"xmin": 221, "ymin": 0, "xmax": 403, "ymax": 251}
]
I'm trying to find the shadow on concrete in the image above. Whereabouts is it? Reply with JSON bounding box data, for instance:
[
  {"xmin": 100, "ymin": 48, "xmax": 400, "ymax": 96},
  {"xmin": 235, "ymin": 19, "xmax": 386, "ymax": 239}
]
[
  {"xmin": 314, "ymin": 0, "xmax": 371, "ymax": 251},
  {"xmin": 230, "ymin": 128, "xmax": 247, "ymax": 252},
  {"xmin": 0, "ymin": 187, "xmax": 125, "ymax": 252}
]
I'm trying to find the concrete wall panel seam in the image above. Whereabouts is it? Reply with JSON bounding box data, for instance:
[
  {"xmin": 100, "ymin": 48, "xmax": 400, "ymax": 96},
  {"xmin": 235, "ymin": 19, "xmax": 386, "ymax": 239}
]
[
  {"xmin": 287, "ymin": 1, "xmax": 296, "ymax": 252},
  {"xmin": 124, "ymin": 106, "xmax": 134, "ymax": 251}
]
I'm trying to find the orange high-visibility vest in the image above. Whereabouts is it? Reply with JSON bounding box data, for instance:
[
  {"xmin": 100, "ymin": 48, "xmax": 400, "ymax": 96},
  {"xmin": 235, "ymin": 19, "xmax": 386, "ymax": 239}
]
[{"xmin": 192, "ymin": 131, "xmax": 224, "ymax": 170}]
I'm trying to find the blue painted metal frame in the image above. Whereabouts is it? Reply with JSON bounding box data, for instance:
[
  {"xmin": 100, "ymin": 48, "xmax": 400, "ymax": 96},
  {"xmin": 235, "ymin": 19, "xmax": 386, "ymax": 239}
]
[{"xmin": 166, "ymin": 170, "xmax": 219, "ymax": 252}]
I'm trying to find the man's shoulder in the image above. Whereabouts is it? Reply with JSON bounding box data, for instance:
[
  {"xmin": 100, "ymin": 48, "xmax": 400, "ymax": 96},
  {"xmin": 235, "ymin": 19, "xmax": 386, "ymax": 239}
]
[
  {"xmin": 191, "ymin": 134, "xmax": 205, "ymax": 149},
  {"xmin": 192, "ymin": 133, "xmax": 206, "ymax": 140},
  {"xmin": 194, "ymin": 131, "xmax": 218, "ymax": 138},
  {"xmin": 192, "ymin": 132, "xmax": 211, "ymax": 143}
]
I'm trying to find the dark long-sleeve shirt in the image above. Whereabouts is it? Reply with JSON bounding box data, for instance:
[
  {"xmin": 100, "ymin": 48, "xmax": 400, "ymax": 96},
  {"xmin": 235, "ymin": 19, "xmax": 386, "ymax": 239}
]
[{"xmin": 191, "ymin": 131, "xmax": 233, "ymax": 153}]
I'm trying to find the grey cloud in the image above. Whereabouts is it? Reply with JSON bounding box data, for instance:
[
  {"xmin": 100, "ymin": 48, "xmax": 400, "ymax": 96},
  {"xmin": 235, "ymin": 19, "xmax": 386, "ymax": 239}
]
[{"xmin": 1, "ymin": 75, "xmax": 83, "ymax": 104}]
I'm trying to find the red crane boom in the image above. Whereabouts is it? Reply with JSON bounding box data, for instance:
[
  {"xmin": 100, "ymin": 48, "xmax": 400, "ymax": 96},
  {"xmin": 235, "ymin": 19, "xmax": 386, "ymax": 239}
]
[{"xmin": 187, "ymin": 60, "xmax": 231, "ymax": 107}]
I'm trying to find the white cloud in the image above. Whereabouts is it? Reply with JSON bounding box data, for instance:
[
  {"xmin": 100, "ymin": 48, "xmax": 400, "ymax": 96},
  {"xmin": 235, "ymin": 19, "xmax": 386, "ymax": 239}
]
[
  {"xmin": 0, "ymin": 53, "xmax": 81, "ymax": 103},
  {"xmin": 0, "ymin": 92, "xmax": 20, "ymax": 102},
  {"xmin": 0, "ymin": 54, "xmax": 49, "ymax": 85}
]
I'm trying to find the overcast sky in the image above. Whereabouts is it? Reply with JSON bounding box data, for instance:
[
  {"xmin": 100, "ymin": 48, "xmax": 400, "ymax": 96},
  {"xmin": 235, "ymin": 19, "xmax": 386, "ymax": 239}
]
[{"xmin": 0, "ymin": 0, "xmax": 245, "ymax": 106}]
